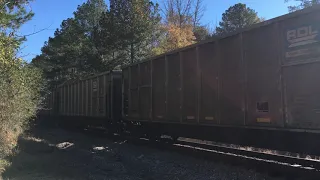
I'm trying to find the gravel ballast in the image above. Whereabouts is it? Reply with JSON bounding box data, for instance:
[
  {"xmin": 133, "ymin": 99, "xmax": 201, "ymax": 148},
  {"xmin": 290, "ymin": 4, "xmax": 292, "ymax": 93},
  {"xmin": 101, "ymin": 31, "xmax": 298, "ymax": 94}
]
[{"xmin": 1, "ymin": 126, "xmax": 283, "ymax": 180}]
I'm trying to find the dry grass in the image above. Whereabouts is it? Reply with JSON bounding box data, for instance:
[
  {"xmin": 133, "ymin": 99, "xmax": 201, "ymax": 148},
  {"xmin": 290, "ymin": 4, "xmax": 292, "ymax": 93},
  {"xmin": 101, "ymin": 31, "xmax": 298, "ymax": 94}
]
[{"xmin": 0, "ymin": 159, "xmax": 10, "ymax": 174}]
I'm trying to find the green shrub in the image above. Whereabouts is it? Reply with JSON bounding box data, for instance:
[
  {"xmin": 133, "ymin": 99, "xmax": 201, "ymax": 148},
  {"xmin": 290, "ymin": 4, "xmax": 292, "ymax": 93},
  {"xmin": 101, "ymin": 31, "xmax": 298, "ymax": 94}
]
[{"xmin": 0, "ymin": 34, "xmax": 43, "ymax": 159}]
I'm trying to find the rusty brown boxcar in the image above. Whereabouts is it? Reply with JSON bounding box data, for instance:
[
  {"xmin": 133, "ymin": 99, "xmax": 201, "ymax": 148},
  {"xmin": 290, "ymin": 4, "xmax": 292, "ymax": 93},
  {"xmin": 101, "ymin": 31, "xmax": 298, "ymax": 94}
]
[
  {"xmin": 122, "ymin": 5, "xmax": 320, "ymax": 134},
  {"xmin": 40, "ymin": 6, "xmax": 320, "ymax": 155},
  {"xmin": 50, "ymin": 71, "xmax": 122, "ymax": 127}
]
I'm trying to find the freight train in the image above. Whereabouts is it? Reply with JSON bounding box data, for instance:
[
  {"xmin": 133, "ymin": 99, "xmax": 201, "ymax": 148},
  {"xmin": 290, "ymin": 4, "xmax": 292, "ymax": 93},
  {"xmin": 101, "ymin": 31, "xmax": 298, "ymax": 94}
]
[{"xmin": 40, "ymin": 6, "xmax": 320, "ymax": 155}]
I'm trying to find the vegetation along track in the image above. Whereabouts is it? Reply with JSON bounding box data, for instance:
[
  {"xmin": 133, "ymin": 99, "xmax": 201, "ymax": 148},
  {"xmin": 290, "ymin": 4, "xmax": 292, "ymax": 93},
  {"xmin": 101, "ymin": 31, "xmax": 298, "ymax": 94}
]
[{"xmin": 72, "ymin": 125, "xmax": 320, "ymax": 180}]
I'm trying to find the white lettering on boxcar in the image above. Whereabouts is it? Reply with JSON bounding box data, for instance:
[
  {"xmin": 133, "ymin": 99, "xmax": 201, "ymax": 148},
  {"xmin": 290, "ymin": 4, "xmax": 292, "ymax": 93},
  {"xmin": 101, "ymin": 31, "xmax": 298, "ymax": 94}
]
[{"xmin": 287, "ymin": 26, "xmax": 318, "ymax": 48}]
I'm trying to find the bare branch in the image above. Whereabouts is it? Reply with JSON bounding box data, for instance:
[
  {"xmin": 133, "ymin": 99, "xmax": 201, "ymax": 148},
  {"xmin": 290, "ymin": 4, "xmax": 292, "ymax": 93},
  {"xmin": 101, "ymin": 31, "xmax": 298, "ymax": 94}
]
[
  {"xmin": 193, "ymin": 0, "xmax": 205, "ymax": 28},
  {"xmin": 162, "ymin": 0, "xmax": 205, "ymax": 28},
  {"xmin": 17, "ymin": 23, "xmax": 53, "ymax": 38}
]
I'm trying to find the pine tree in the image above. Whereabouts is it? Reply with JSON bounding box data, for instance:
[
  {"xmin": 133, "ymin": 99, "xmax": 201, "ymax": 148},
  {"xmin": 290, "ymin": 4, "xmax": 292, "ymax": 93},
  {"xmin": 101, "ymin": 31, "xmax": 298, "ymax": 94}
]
[
  {"xmin": 215, "ymin": 3, "xmax": 262, "ymax": 35},
  {"xmin": 33, "ymin": 0, "xmax": 108, "ymax": 87}
]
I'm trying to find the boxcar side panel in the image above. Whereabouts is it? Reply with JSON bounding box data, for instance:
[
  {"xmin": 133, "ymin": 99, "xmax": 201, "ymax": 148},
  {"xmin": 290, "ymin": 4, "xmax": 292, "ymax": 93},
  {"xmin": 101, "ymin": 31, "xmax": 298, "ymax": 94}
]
[
  {"xmin": 72, "ymin": 84, "xmax": 74, "ymax": 116},
  {"xmin": 111, "ymin": 72, "xmax": 123, "ymax": 121},
  {"xmin": 76, "ymin": 83, "xmax": 78, "ymax": 115},
  {"xmin": 92, "ymin": 77, "xmax": 98, "ymax": 117},
  {"xmin": 65, "ymin": 85, "xmax": 67, "ymax": 115},
  {"xmin": 81, "ymin": 81, "xmax": 85, "ymax": 116},
  {"xmin": 88, "ymin": 79, "xmax": 92, "ymax": 116},
  {"xmin": 71, "ymin": 84, "xmax": 74, "ymax": 116},
  {"xmin": 68, "ymin": 85, "xmax": 71, "ymax": 116},
  {"xmin": 122, "ymin": 68, "xmax": 129, "ymax": 118},
  {"xmin": 99, "ymin": 75, "xmax": 105, "ymax": 116},
  {"xmin": 71, "ymin": 84, "xmax": 73, "ymax": 116},
  {"xmin": 84, "ymin": 80, "xmax": 88, "ymax": 116},
  {"xmin": 281, "ymin": 10, "xmax": 320, "ymax": 129},
  {"xmin": 219, "ymin": 35, "xmax": 245, "ymax": 125},
  {"xmin": 74, "ymin": 83, "xmax": 77, "ymax": 116},
  {"xmin": 139, "ymin": 62, "xmax": 152, "ymax": 120},
  {"xmin": 181, "ymin": 48, "xmax": 198, "ymax": 122},
  {"xmin": 198, "ymin": 42, "xmax": 219, "ymax": 124},
  {"xmin": 78, "ymin": 82, "xmax": 80, "ymax": 116},
  {"xmin": 78, "ymin": 82, "xmax": 81, "ymax": 116},
  {"xmin": 67, "ymin": 85, "xmax": 69, "ymax": 116},
  {"xmin": 243, "ymin": 24, "xmax": 283, "ymax": 127},
  {"xmin": 152, "ymin": 57, "xmax": 166, "ymax": 121},
  {"xmin": 59, "ymin": 87, "xmax": 63, "ymax": 115},
  {"xmin": 64, "ymin": 86, "xmax": 67, "ymax": 115},
  {"xmin": 166, "ymin": 53, "xmax": 181, "ymax": 122},
  {"xmin": 129, "ymin": 65, "xmax": 140, "ymax": 119},
  {"xmin": 283, "ymin": 64, "xmax": 320, "ymax": 129},
  {"xmin": 70, "ymin": 84, "xmax": 72, "ymax": 116}
]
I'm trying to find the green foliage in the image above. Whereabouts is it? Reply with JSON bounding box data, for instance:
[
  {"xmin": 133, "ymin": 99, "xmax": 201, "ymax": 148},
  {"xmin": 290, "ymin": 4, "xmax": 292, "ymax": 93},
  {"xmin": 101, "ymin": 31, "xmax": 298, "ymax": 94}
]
[
  {"xmin": 0, "ymin": 0, "xmax": 34, "ymax": 29},
  {"xmin": 193, "ymin": 26, "xmax": 211, "ymax": 41},
  {"xmin": 285, "ymin": 0, "xmax": 320, "ymax": 12},
  {"xmin": 0, "ymin": 0, "xmax": 42, "ymax": 159},
  {"xmin": 215, "ymin": 3, "xmax": 261, "ymax": 35},
  {"xmin": 32, "ymin": 0, "xmax": 108, "ymax": 87},
  {"xmin": 96, "ymin": 0, "xmax": 161, "ymax": 64},
  {"xmin": 0, "ymin": 0, "xmax": 34, "ymax": 44},
  {"xmin": 34, "ymin": 0, "xmax": 161, "ymax": 88}
]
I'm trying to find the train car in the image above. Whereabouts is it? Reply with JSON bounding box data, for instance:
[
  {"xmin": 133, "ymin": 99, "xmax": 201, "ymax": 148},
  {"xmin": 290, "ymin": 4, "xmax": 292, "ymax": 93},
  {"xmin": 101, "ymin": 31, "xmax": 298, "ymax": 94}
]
[
  {"xmin": 122, "ymin": 6, "xmax": 320, "ymax": 154},
  {"xmin": 44, "ymin": 71, "xmax": 123, "ymax": 129}
]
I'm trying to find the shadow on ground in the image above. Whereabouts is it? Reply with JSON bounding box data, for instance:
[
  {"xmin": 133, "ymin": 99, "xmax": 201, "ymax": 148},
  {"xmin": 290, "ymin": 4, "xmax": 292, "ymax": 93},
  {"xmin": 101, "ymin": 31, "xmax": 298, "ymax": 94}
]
[
  {"xmin": 2, "ymin": 125, "xmax": 128, "ymax": 180},
  {"xmin": 1, "ymin": 123, "xmax": 279, "ymax": 180}
]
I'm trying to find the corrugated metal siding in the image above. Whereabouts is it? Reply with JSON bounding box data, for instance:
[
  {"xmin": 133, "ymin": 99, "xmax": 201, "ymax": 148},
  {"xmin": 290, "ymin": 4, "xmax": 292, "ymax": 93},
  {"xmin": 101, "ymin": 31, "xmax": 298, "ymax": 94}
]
[
  {"xmin": 92, "ymin": 78, "xmax": 98, "ymax": 116},
  {"xmin": 139, "ymin": 62, "xmax": 152, "ymax": 120},
  {"xmin": 181, "ymin": 48, "xmax": 198, "ymax": 122},
  {"xmin": 55, "ymin": 72, "xmax": 119, "ymax": 119},
  {"xmin": 129, "ymin": 65, "xmax": 139, "ymax": 119},
  {"xmin": 123, "ymin": 7, "xmax": 320, "ymax": 131},
  {"xmin": 67, "ymin": 85, "xmax": 71, "ymax": 116},
  {"xmin": 140, "ymin": 61, "xmax": 151, "ymax": 85},
  {"xmin": 166, "ymin": 53, "xmax": 181, "ymax": 122},
  {"xmin": 88, "ymin": 79, "xmax": 92, "ymax": 116},
  {"xmin": 107, "ymin": 74, "xmax": 112, "ymax": 118},
  {"xmin": 243, "ymin": 24, "xmax": 283, "ymax": 127},
  {"xmin": 73, "ymin": 83, "xmax": 77, "ymax": 116},
  {"xmin": 77, "ymin": 83, "xmax": 80, "ymax": 115},
  {"xmin": 122, "ymin": 68, "xmax": 129, "ymax": 117},
  {"xmin": 84, "ymin": 80, "xmax": 88, "ymax": 116},
  {"xmin": 152, "ymin": 57, "xmax": 166, "ymax": 121},
  {"xmin": 79, "ymin": 81, "xmax": 83, "ymax": 115},
  {"xmin": 198, "ymin": 42, "xmax": 219, "ymax": 124},
  {"xmin": 63, "ymin": 86, "xmax": 66, "ymax": 115},
  {"xmin": 284, "ymin": 63, "xmax": 320, "ymax": 128},
  {"xmin": 99, "ymin": 75, "xmax": 105, "ymax": 116},
  {"xmin": 219, "ymin": 35, "xmax": 245, "ymax": 125},
  {"xmin": 59, "ymin": 87, "xmax": 63, "ymax": 115},
  {"xmin": 281, "ymin": 10, "xmax": 320, "ymax": 129}
]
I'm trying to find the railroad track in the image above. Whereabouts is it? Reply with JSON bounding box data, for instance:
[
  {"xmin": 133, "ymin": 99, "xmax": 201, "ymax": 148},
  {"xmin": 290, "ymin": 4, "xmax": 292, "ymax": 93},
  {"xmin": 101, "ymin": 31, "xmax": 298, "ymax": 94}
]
[
  {"xmin": 170, "ymin": 139, "xmax": 320, "ymax": 179},
  {"xmin": 118, "ymin": 135, "xmax": 320, "ymax": 180},
  {"xmin": 71, "ymin": 126, "xmax": 320, "ymax": 180}
]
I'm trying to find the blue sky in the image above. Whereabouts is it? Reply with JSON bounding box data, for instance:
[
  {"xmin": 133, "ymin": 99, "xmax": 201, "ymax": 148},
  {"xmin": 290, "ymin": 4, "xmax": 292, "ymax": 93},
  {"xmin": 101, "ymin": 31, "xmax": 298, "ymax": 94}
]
[{"xmin": 19, "ymin": 0, "xmax": 296, "ymax": 62}]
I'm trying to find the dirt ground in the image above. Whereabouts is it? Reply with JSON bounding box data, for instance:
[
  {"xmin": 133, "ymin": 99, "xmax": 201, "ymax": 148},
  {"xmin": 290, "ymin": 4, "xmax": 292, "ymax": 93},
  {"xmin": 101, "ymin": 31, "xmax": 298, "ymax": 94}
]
[{"xmin": 0, "ymin": 125, "xmax": 282, "ymax": 180}]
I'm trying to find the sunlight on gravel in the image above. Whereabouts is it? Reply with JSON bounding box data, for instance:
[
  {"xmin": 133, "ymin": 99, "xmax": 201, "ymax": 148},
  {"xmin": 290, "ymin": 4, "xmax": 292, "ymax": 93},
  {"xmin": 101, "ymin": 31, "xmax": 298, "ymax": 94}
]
[
  {"xmin": 56, "ymin": 142, "xmax": 74, "ymax": 150},
  {"xmin": 179, "ymin": 137, "xmax": 320, "ymax": 161}
]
